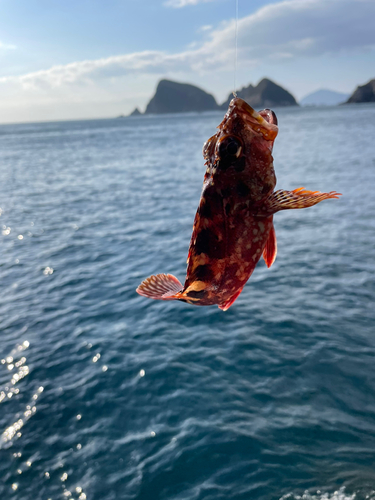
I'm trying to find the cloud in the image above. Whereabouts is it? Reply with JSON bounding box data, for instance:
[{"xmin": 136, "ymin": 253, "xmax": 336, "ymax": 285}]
[
  {"xmin": 205, "ymin": 0, "xmax": 375, "ymax": 61},
  {"xmin": 0, "ymin": 41, "xmax": 16, "ymax": 50},
  {"xmin": 0, "ymin": 50, "xmax": 201, "ymax": 90},
  {"xmin": 164, "ymin": 0, "xmax": 215, "ymax": 7},
  {"xmin": 198, "ymin": 25, "xmax": 213, "ymax": 32}
]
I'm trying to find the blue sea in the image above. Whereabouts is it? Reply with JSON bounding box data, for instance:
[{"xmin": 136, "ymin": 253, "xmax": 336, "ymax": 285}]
[{"xmin": 0, "ymin": 103, "xmax": 375, "ymax": 500}]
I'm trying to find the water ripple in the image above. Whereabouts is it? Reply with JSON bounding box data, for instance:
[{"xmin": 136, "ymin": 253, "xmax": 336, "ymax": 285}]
[{"xmin": 0, "ymin": 106, "xmax": 375, "ymax": 499}]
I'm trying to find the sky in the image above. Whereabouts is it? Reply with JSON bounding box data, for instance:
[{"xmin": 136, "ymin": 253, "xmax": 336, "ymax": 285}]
[{"xmin": 0, "ymin": 0, "xmax": 374, "ymax": 123}]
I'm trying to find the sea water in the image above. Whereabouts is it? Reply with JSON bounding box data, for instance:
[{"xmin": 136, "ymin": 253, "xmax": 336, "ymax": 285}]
[{"xmin": 0, "ymin": 104, "xmax": 375, "ymax": 500}]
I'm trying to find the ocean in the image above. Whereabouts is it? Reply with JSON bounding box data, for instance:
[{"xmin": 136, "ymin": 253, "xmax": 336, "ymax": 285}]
[{"xmin": 0, "ymin": 103, "xmax": 374, "ymax": 500}]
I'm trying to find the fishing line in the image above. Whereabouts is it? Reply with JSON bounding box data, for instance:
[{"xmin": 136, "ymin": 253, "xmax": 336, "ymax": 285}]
[{"xmin": 233, "ymin": 0, "xmax": 238, "ymax": 97}]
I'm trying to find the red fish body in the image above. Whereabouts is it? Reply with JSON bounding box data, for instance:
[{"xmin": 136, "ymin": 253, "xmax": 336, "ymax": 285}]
[{"xmin": 137, "ymin": 97, "xmax": 340, "ymax": 311}]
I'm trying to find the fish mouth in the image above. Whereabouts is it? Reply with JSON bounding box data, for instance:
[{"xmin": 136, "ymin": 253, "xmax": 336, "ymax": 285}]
[{"xmin": 228, "ymin": 97, "xmax": 278, "ymax": 142}]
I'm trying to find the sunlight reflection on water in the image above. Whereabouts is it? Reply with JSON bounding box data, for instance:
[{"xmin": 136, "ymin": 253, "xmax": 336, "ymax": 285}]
[{"xmin": 0, "ymin": 342, "xmax": 44, "ymax": 450}]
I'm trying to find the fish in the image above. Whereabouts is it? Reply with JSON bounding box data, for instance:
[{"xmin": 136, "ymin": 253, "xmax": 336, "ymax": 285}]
[{"xmin": 136, "ymin": 97, "xmax": 341, "ymax": 311}]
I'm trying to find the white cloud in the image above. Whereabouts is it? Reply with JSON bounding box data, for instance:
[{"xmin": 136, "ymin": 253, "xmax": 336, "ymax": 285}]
[
  {"xmin": 0, "ymin": 50, "xmax": 204, "ymax": 90},
  {"xmin": 198, "ymin": 25, "xmax": 213, "ymax": 32},
  {"xmin": 164, "ymin": 0, "xmax": 215, "ymax": 7},
  {"xmin": 0, "ymin": 41, "xmax": 16, "ymax": 50},
  {"xmin": 204, "ymin": 0, "xmax": 375, "ymax": 62}
]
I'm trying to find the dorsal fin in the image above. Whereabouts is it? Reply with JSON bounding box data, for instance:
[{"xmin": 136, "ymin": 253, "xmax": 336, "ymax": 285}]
[
  {"xmin": 136, "ymin": 274, "xmax": 183, "ymax": 300},
  {"xmin": 263, "ymin": 223, "xmax": 277, "ymax": 268}
]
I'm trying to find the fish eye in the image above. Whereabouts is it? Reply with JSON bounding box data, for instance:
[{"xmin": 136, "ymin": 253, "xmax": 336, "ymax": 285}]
[{"xmin": 217, "ymin": 136, "xmax": 242, "ymax": 159}]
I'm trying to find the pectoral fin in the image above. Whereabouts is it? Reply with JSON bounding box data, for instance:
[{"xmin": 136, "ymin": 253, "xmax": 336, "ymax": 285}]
[
  {"xmin": 263, "ymin": 223, "xmax": 277, "ymax": 268},
  {"xmin": 262, "ymin": 188, "xmax": 341, "ymax": 215},
  {"xmin": 136, "ymin": 273, "xmax": 183, "ymax": 300}
]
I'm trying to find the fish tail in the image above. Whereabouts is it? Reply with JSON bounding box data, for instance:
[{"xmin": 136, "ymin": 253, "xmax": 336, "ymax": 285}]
[{"xmin": 136, "ymin": 273, "xmax": 183, "ymax": 301}]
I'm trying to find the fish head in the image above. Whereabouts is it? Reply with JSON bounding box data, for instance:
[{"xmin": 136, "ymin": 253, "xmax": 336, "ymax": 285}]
[{"xmin": 203, "ymin": 97, "xmax": 279, "ymax": 202}]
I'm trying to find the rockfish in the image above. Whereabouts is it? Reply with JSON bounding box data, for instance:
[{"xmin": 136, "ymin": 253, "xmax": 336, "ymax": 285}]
[{"xmin": 137, "ymin": 97, "xmax": 340, "ymax": 311}]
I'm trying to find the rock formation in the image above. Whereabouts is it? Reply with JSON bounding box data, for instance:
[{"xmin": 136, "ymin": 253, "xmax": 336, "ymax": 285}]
[
  {"xmin": 144, "ymin": 79, "xmax": 219, "ymax": 114},
  {"xmin": 346, "ymin": 79, "xmax": 375, "ymax": 103},
  {"xmin": 129, "ymin": 107, "xmax": 142, "ymax": 116},
  {"xmin": 221, "ymin": 78, "xmax": 298, "ymax": 109}
]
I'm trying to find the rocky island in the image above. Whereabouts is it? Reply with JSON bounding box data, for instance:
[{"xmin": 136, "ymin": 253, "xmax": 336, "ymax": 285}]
[
  {"xmin": 129, "ymin": 78, "xmax": 299, "ymax": 116},
  {"xmin": 144, "ymin": 79, "xmax": 218, "ymax": 114},
  {"xmin": 221, "ymin": 78, "xmax": 298, "ymax": 109},
  {"xmin": 346, "ymin": 79, "xmax": 375, "ymax": 103},
  {"xmin": 129, "ymin": 107, "xmax": 142, "ymax": 116}
]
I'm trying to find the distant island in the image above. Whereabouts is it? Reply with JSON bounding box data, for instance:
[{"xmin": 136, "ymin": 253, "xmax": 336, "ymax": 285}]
[
  {"xmin": 126, "ymin": 77, "xmax": 375, "ymax": 116},
  {"xmin": 128, "ymin": 78, "xmax": 298, "ymax": 116},
  {"xmin": 300, "ymin": 89, "xmax": 349, "ymax": 106},
  {"xmin": 346, "ymin": 79, "xmax": 375, "ymax": 104},
  {"xmin": 220, "ymin": 78, "xmax": 297, "ymax": 109},
  {"xmin": 144, "ymin": 79, "xmax": 218, "ymax": 114},
  {"xmin": 130, "ymin": 107, "xmax": 142, "ymax": 116}
]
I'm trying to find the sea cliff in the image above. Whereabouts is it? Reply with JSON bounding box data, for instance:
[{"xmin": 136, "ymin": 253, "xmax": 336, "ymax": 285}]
[
  {"xmin": 131, "ymin": 78, "xmax": 299, "ymax": 116},
  {"xmin": 220, "ymin": 78, "xmax": 298, "ymax": 109},
  {"xmin": 144, "ymin": 79, "xmax": 218, "ymax": 114},
  {"xmin": 346, "ymin": 79, "xmax": 375, "ymax": 103}
]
